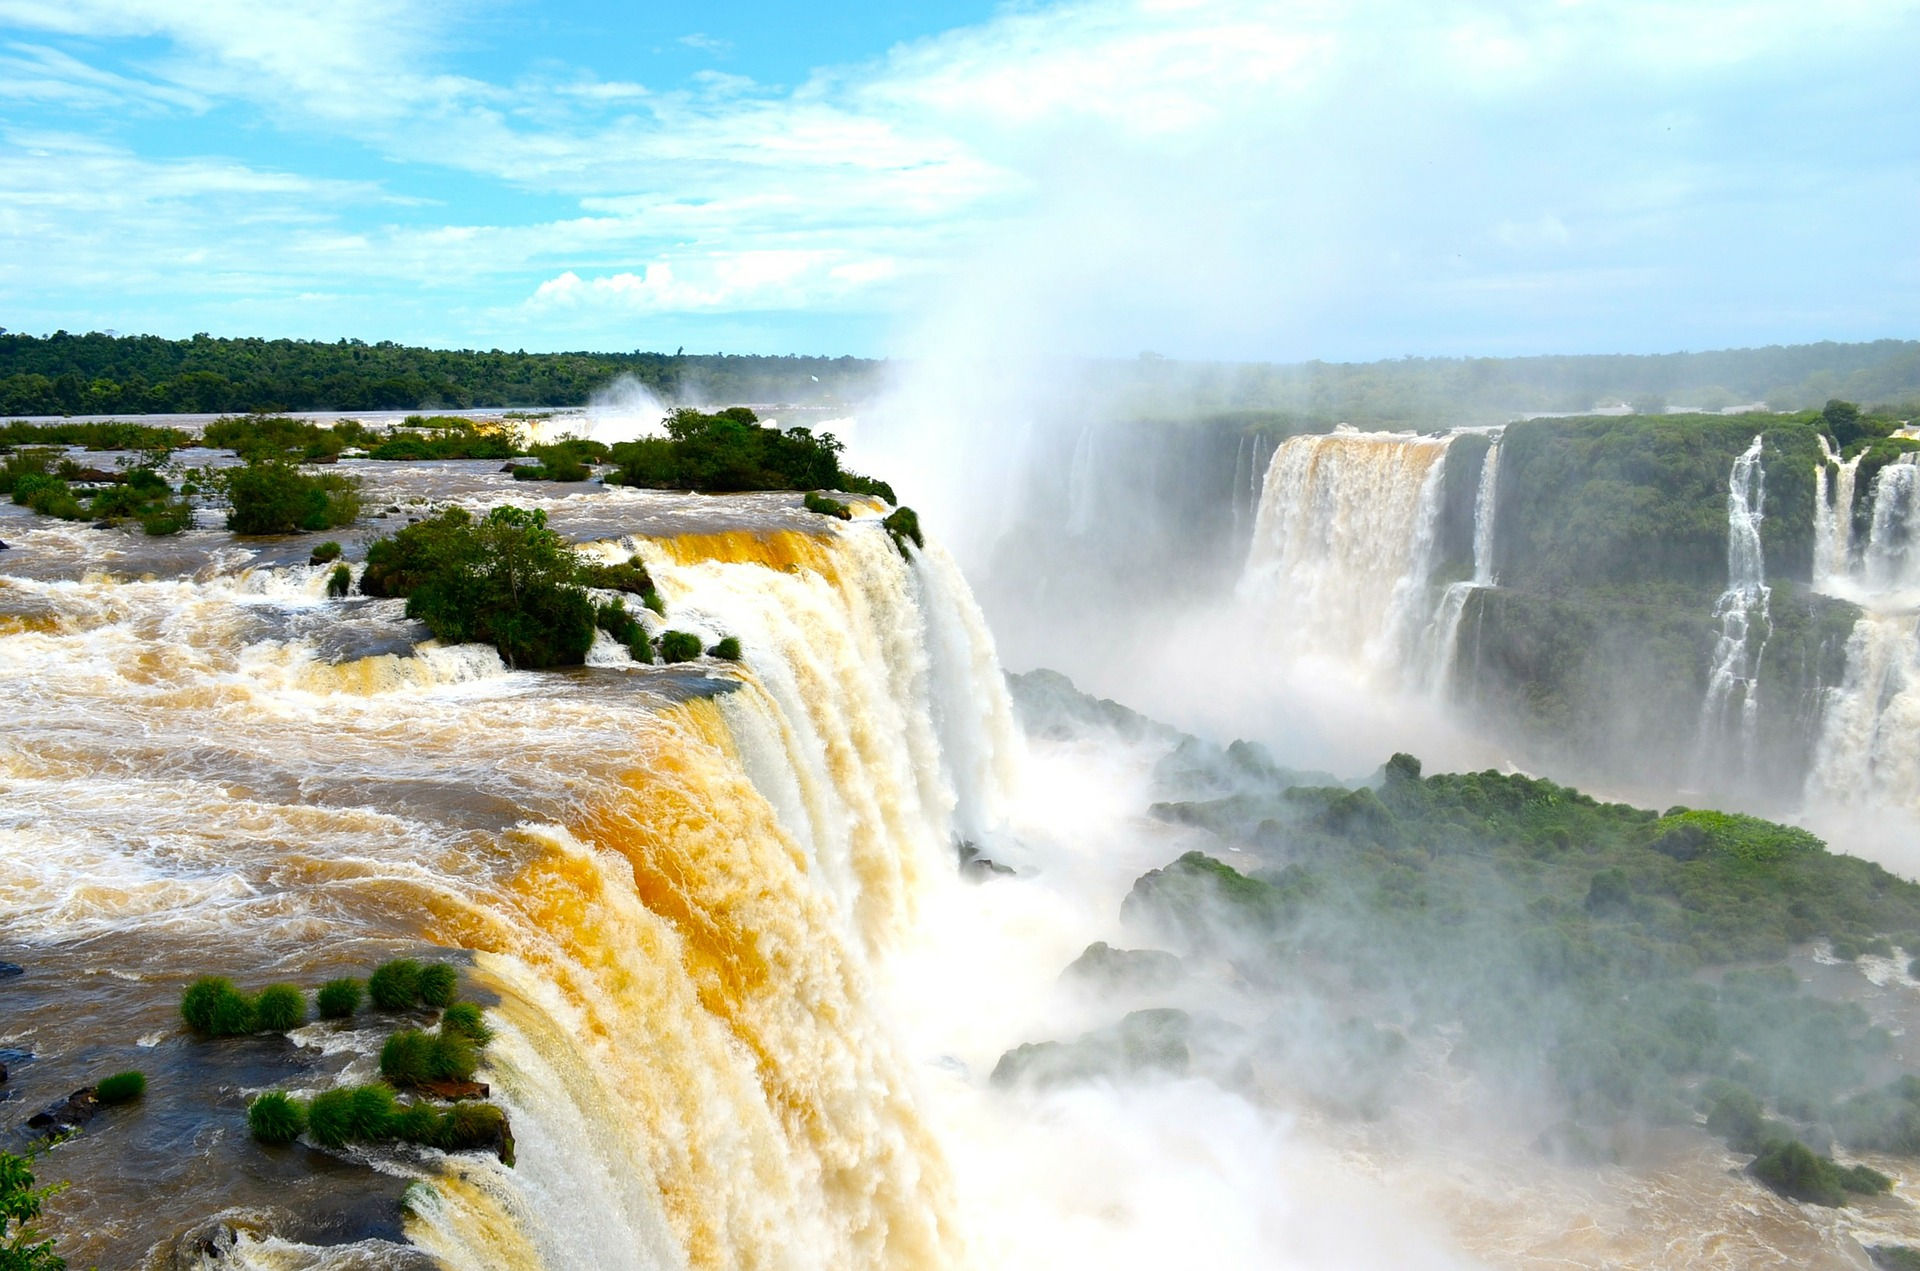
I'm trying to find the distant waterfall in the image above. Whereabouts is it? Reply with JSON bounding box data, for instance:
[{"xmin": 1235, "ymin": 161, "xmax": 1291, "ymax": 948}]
[
  {"xmin": 1813, "ymin": 434, "xmax": 1862, "ymax": 591},
  {"xmin": 1241, "ymin": 427, "xmax": 1458, "ymax": 680},
  {"xmin": 1697, "ymin": 435, "xmax": 1772, "ymax": 768},
  {"xmin": 1422, "ymin": 435, "xmax": 1502, "ymax": 696},
  {"xmin": 1806, "ymin": 448, "xmax": 1920, "ymax": 814}
]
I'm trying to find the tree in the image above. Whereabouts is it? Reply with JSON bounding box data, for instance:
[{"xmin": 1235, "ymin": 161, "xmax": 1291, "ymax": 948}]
[
  {"xmin": 1823, "ymin": 398, "xmax": 1864, "ymax": 446},
  {"xmin": 1, "ymin": 1151, "xmax": 66, "ymax": 1271}
]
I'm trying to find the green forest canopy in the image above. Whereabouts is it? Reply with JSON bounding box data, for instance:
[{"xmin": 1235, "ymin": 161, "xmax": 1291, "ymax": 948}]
[{"xmin": 3, "ymin": 330, "xmax": 1918, "ymax": 423}]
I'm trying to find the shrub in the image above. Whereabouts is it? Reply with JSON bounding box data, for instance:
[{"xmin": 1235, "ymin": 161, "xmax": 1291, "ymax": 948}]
[
  {"xmin": 326, "ymin": 563, "xmax": 352, "ymax": 598},
  {"xmin": 316, "ymin": 977, "xmax": 363, "ymax": 1019},
  {"xmin": 392, "ymin": 1102, "xmax": 443, "ymax": 1144},
  {"xmin": 1, "ymin": 1149, "xmax": 68, "ymax": 1271},
  {"xmin": 305, "ymin": 1088, "xmax": 357, "ymax": 1148},
  {"xmin": 426, "ymin": 1034, "xmax": 478, "ymax": 1083},
  {"xmin": 440, "ymin": 1002, "xmax": 494, "ymax": 1045},
  {"xmin": 359, "ymin": 507, "xmax": 597, "ymax": 669},
  {"xmin": 94, "ymin": 1070, "xmax": 146, "ymax": 1104},
  {"xmin": 247, "ymin": 1091, "xmax": 306, "ymax": 1145},
  {"xmin": 253, "ymin": 984, "xmax": 307, "ymax": 1032},
  {"xmin": 606, "ymin": 406, "xmax": 893, "ymax": 500},
  {"xmin": 1749, "ymin": 1139, "xmax": 1852, "ymax": 1207},
  {"xmin": 310, "ymin": 540, "xmax": 342, "ymax": 564},
  {"xmin": 380, "ymin": 1030, "xmax": 435, "ymax": 1087},
  {"xmin": 11, "ymin": 472, "xmax": 85, "ymax": 520},
  {"xmin": 181, "ymin": 977, "xmax": 255, "ymax": 1036},
  {"xmin": 346, "ymin": 1084, "xmax": 399, "ymax": 1140},
  {"xmin": 368, "ymin": 959, "xmax": 424, "ymax": 1010},
  {"xmin": 438, "ymin": 1102, "xmax": 507, "ymax": 1152},
  {"xmin": 417, "ymin": 963, "xmax": 459, "ymax": 1008},
  {"xmin": 580, "ymin": 555, "xmax": 655, "ymax": 596},
  {"xmin": 595, "ymin": 599, "xmax": 653, "ymax": 663},
  {"xmin": 883, "ymin": 506, "xmax": 923, "ymax": 557},
  {"xmin": 217, "ymin": 459, "xmax": 362, "ymax": 535},
  {"xmin": 803, "ymin": 491, "xmax": 851, "ymax": 520},
  {"xmin": 708, "ymin": 636, "xmax": 742, "ymax": 661},
  {"xmin": 136, "ymin": 499, "xmax": 192, "ymax": 536},
  {"xmin": 658, "ymin": 630, "xmax": 703, "ymax": 664}
]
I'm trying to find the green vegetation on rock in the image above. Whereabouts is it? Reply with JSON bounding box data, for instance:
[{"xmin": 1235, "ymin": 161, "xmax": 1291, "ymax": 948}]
[
  {"xmin": 180, "ymin": 977, "xmax": 255, "ymax": 1037},
  {"xmin": 94, "ymin": 1071, "xmax": 145, "ymax": 1104},
  {"xmin": 608, "ymin": 407, "xmax": 894, "ymax": 499},
  {"xmin": 366, "ymin": 960, "xmax": 424, "ymax": 1011},
  {"xmin": 252, "ymin": 984, "xmax": 307, "ymax": 1032},
  {"xmin": 315, "ymin": 978, "xmax": 363, "ymax": 1019},
  {"xmin": 211, "ymin": 458, "xmax": 361, "ymax": 535},
  {"xmin": 247, "ymin": 1091, "xmax": 306, "ymax": 1145}
]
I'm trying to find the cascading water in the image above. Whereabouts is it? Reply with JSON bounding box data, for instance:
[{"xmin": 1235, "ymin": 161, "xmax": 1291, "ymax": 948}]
[
  {"xmin": 1697, "ymin": 435, "xmax": 1772, "ymax": 769},
  {"xmin": 1241, "ymin": 427, "xmax": 1458, "ymax": 680},
  {"xmin": 0, "ymin": 498, "xmax": 1020, "ymax": 1271},
  {"xmin": 1813, "ymin": 433, "xmax": 1863, "ymax": 591},
  {"xmin": 1420, "ymin": 433, "xmax": 1501, "ymax": 696},
  {"xmin": 1806, "ymin": 448, "xmax": 1920, "ymax": 815}
]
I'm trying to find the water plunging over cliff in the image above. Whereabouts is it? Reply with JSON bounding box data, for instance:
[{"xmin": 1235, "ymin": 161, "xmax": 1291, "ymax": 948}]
[
  {"xmin": 1420, "ymin": 434, "xmax": 1501, "ymax": 696},
  {"xmin": 1698, "ymin": 436, "xmax": 1772, "ymax": 768},
  {"xmin": 0, "ymin": 494, "xmax": 1020, "ymax": 1270},
  {"xmin": 1241, "ymin": 428, "xmax": 1459, "ymax": 680}
]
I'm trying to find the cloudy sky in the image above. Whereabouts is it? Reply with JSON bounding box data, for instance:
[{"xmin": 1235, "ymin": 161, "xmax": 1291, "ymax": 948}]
[{"xmin": 0, "ymin": 0, "xmax": 1915, "ymax": 358}]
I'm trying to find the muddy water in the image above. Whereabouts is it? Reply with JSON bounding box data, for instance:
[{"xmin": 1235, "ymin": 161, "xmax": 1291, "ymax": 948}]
[{"xmin": 0, "ymin": 464, "xmax": 1017, "ymax": 1269}]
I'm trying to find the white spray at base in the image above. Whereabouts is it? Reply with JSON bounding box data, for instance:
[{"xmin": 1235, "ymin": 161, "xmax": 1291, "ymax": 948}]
[{"xmin": 1697, "ymin": 435, "xmax": 1772, "ymax": 772}]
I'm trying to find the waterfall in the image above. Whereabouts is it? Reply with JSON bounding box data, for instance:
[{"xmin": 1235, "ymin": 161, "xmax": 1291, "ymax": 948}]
[
  {"xmin": 1862, "ymin": 457, "xmax": 1920, "ymax": 597},
  {"xmin": 1421, "ymin": 434, "xmax": 1502, "ymax": 696},
  {"xmin": 1806, "ymin": 446, "xmax": 1920, "ymax": 814},
  {"xmin": 1241, "ymin": 427, "xmax": 1458, "ymax": 680},
  {"xmin": 1813, "ymin": 433, "xmax": 1862, "ymax": 592},
  {"xmin": 1064, "ymin": 425, "xmax": 1097, "ymax": 538},
  {"xmin": 1697, "ymin": 435, "xmax": 1772, "ymax": 768},
  {"xmin": 0, "ymin": 512, "xmax": 1020, "ymax": 1270},
  {"xmin": 1804, "ymin": 612, "xmax": 1920, "ymax": 815}
]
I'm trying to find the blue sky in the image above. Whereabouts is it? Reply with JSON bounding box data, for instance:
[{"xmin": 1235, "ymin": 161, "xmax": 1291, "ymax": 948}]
[{"xmin": 1, "ymin": 0, "xmax": 1916, "ymax": 359}]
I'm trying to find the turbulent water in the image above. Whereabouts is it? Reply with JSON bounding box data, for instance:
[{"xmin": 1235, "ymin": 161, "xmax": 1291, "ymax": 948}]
[
  {"xmin": 0, "ymin": 471, "xmax": 1019, "ymax": 1270},
  {"xmin": 1806, "ymin": 442, "xmax": 1920, "ymax": 817}
]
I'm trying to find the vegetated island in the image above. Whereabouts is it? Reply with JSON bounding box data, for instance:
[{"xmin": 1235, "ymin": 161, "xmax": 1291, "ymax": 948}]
[{"xmin": 1006, "ymin": 670, "xmax": 1920, "ymax": 1214}]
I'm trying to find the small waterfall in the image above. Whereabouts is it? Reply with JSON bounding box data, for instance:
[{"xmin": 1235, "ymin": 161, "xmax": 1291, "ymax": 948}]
[
  {"xmin": 1813, "ymin": 434, "xmax": 1862, "ymax": 591},
  {"xmin": 1804, "ymin": 613, "xmax": 1920, "ymax": 814},
  {"xmin": 1421, "ymin": 435, "xmax": 1502, "ymax": 696},
  {"xmin": 1863, "ymin": 457, "xmax": 1920, "ymax": 596},
  {"xmin": 1241, "ymin": 428, "xmax": 1458, "ymax": 680},
  {"xmin": 1697, "ymin": 435, "xmax": 1772, "ymax": 768},
  {"xmin": 1064, "ymin": 424, "xmax": 1097, "ymax": 538},
  {"xmin": 1806, "ymin": 446, "xmax": 1920, "ymax": 813}
]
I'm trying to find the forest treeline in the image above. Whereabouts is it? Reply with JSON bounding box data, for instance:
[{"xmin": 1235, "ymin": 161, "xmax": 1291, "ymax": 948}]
[
  {"xmin": 0, "ymin": 331, "xmax": 881, "ymax": 415},
  {"xmin": 3, "ymin": 329, "xmax": 1917, "ymax": 422}
]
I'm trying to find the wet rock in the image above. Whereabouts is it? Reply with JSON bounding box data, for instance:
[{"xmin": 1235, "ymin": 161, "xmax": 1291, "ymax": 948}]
[
  {"xmin": 956, "ymin": 841, "xmax": 1015, "ymax": 880},
  {"xmin": 0, "ymin": 1062, "xmax": 9, "ymax": 1085},
  {"xmin": 27, "ymin": 1086, "xmax": 100, "ymax": 1135},
  {"xmin": 0, "ymin": 540, "xmax": 10, "ymax": 551},
  {"xmin": 169, "ymin": 1219, "xmax": 240, "ymax": 1268},
  {"xmin": 0, "ymin": 961, "xmax": 23, "ymax": 977},
  {"xmin": 1062, "ymin": 942, "xmax": 1185, "ymax": 991},
  {"xmin": 417, "ymin": 1078, "xmax": 489, "ymax": 1101}
]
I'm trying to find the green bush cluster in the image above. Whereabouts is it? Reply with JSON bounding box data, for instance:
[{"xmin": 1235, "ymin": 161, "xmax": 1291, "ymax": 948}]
[
  {"xmin": 708, "ymin": 636, "xmax": 742, "ymax": 662},
  {"xmin": 326, "ymin": 563, "xmax": 352, "ymax": 597},
  {"xmin": 1125, "ymin": 751, "xmax": 1920, "ymax": 1145},
  {"xmin": 608, "ymin": 407, "xmax": 894, "ymax": 499},
  {"xmin": 883, "ymin": 506, "xmax": 923, "ymax": 558},
  {"xmin": 209, "ymin": 458, "xmax": 361, "ymax": 535},
  {"xmin": 365, "ymin": 420, "xmax": 520, "ymax": 461},
  {"xmin": 595, "ymin": 599, "xmax": 653, "ymax": 663},
  {"xmin": 1, "ymin": 418, "xmax": 192, "ymax": 450},
  {"xmin": 179, "ymin": 978, "xmax": 306, "ymax": 1036},
  {"xmin": 204, "ymin": 414, "xmax": 378, "ymax": 462},
  {"xmin": 510, "ymin": 438, "xmax": 606, "ymax": 481},
  {"xmin": 316, "ymin": 978, "xmax": 363, "ymax": 1019},
  {"xmin": 0, "ymin": 1149, "xmax": 67, "ymax": 1270},
  {"xmin": 379, "ymin": 1030, "xmax": 477, "ymax": 1088},
  {"xmin": 94, "ymin": 1071, "xmax": 146, "ymax": 1104},
  {"xmin": 309, "ymin": 540, "xmax": 343, "ymax": 564},
  {"xmin": 294, "ymin": 1085, "xmax": 506, "ymax": 1155},
  {"xmin": 252, "ymin": 984, "xmax": 308, "ymax": 1031},
  {"xmin": 1747, "ymin": 1138, "xmax": 1891, "ymax": 1207},
  {"xmin": 658, "ymin": 630, "xmax": 703, "ymax": 664},
  {"xmin": 441, "ymin": 1002, "xmax": 494, "ymax": 1045},
  {"xmin": 247, "ymin": 1091, "xmax": 306, "ymax": 1145},
  {"xmin": 803, "ymin": 491, "xmax": 851, "ymax": 519}
]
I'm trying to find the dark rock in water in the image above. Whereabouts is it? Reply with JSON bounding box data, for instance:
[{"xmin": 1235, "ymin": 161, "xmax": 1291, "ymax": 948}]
[
  {"xmin": 0, "ymin": 1062, "xmax": 8, "ymax": 1085},
  {"xmin": 169, "ymin": 1219, "xmax": 240, "ymax": 1268},
  {"xmin": 418, "ymin": 1078, "xmax": 489, "ymax": 1101},
  {"xmin": 0, "ymin": 961, "xmax": 23, "ymax": 977},
  {"xmin": 955, "ymin": 840, "xmax": 1015, "ymax": 880},
  {"xmin": 497, "ymin": 1111, "xmax": 516, "ymax": 1167},
  {"xmin": 27, "ymin": 1086, "xmax": 100, "ymax": 1135},
  {"xmin": 0, "ymin": 540, "xmax": 10, "ymax": 551},
  {"xmin": 1869, "ymin": 1246, "xmax": 1920, "ymax": 1271},
  {"xmin": 1062, "ymin": 942, "xmax": 1185, "ymax": 991},
  {"xmin": 499, "ymin": 462, "xmax": 519, "ymax": 473},
  {"xmin": 991, "ymin": 1008, "xmax": 1193, "ymax": 1089}
]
